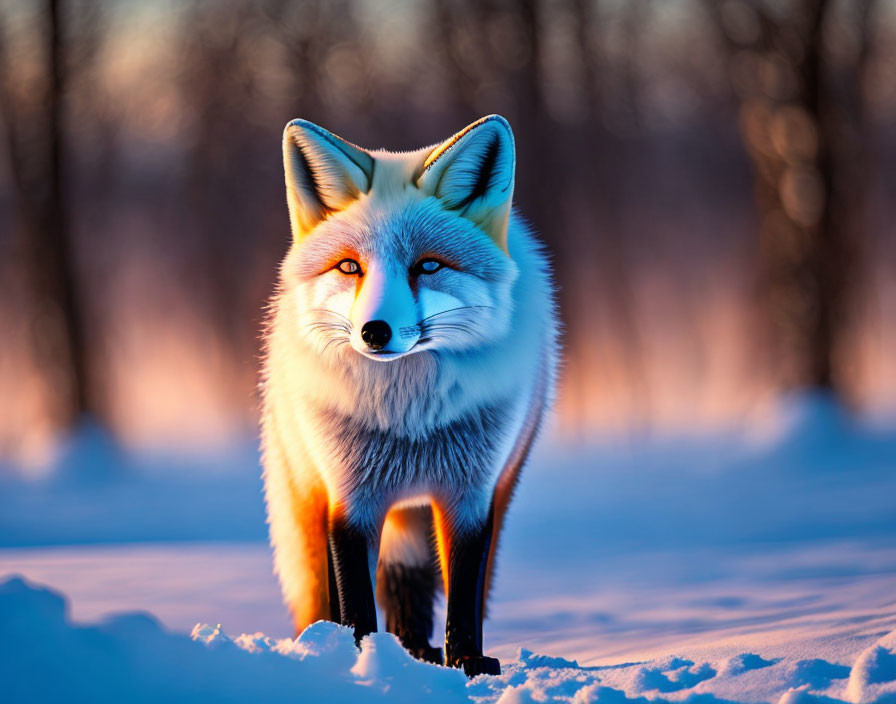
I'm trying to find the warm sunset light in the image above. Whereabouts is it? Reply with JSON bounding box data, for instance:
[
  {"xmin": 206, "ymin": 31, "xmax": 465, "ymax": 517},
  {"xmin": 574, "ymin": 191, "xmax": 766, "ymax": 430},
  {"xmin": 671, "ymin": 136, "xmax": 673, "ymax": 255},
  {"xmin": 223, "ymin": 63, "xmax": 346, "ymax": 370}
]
[{"xmin": 1, "ymin": 0, "xmax": 894, "ymax": 701}]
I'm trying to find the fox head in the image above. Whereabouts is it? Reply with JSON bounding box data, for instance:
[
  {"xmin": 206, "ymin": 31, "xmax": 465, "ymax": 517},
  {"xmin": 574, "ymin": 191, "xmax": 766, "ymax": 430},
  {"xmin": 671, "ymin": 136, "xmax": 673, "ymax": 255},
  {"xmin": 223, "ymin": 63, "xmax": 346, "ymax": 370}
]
[{"xmin": 279, "ymin": 115, "xmax": 520, "ymax": 362}]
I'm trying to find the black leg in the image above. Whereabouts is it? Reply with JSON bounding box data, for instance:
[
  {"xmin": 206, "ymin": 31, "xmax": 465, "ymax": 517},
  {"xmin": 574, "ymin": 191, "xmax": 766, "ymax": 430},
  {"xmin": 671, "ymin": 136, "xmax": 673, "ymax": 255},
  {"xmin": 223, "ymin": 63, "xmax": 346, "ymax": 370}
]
[
  {"xmin": 379, "ymin": 562, "xmax": 443, "ymax": 664},
  {"xmin": 444, "ymin": 511, "xmax": 501, "ymax": 676},
  {"xmin": 328, "ymin": 515, "xmax": 377, "ymax": 643},
  {"xmin": 326, "ymin": 540, "xmax": 341, "ymax": 623}
]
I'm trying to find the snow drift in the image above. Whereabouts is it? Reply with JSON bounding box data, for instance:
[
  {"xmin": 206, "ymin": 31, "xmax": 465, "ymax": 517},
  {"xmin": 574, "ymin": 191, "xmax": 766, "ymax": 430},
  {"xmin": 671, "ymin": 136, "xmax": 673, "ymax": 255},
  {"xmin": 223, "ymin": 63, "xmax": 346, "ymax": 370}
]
[{"xmin": 3, "ymin": 574, "xmax": 896, "ymax": 704}]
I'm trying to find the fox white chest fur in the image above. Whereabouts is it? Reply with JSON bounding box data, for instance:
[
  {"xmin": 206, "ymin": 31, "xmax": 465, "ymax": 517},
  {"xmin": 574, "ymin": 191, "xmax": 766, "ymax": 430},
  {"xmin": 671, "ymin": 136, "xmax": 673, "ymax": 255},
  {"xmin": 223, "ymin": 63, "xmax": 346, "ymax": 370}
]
[{"xmin": 261, "ymin": 115, "xmax": 557, "ymax": 676}]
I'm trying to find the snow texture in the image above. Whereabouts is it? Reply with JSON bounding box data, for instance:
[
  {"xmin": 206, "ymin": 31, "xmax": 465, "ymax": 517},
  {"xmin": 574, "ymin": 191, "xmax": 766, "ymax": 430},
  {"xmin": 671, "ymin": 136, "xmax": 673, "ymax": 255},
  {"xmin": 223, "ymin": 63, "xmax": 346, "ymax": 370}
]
[
  {"xmin": 2, "ymin": 574, "xmax": 896, "ymax": 703},
  {"xmin": 1, "ymin": 393, "xmax": 895, "ymax": 702}
]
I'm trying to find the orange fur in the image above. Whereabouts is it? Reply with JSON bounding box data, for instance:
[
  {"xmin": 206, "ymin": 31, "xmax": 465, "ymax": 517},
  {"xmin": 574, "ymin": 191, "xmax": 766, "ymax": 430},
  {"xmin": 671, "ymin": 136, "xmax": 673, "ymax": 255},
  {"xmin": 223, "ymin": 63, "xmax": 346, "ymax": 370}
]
[
  {"xmin": 288, "ymin": 479, "xmax": 330, "ymax": 634},
  {"xmin": 379, "ymin": 505, "xmax": 432, "ymax": 555},
  {"xmin": 483, "ymin": 353, "xmax": 550, "ymax": 608},
  {"xmin": 431, "ymin": 502, "xmax": 453, "ymax": 596},
  {"xmin": 376, "ymin": 505, "xmax": 437, "ymax": 603},
  {"xmin": 263, "ymin": 418, "xmax": 331, "ymax": 635}
]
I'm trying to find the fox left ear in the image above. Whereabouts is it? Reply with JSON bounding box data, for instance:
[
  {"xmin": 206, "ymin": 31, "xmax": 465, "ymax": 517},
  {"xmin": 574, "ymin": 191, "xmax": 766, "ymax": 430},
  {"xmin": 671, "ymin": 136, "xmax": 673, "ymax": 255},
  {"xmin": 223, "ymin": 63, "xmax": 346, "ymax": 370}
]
[
  {"xmin": 283, "ymin": 119, "xmax": 374, "ymax": 240},
  {"xmin": 417, "ymin": 115, "xmax": 515, "ymax": 254}
]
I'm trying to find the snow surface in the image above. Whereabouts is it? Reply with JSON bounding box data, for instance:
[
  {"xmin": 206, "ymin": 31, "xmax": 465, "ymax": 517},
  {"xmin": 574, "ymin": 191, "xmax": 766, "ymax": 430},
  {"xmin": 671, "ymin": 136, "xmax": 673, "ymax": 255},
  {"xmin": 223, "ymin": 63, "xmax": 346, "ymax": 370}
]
[
  {"xmin": 2, "ymin": 573, "xmax": 896, "ymax": 703},
  {"xmin": 1, "ymin": 394, "xmax": 895, "ymax": 702}
]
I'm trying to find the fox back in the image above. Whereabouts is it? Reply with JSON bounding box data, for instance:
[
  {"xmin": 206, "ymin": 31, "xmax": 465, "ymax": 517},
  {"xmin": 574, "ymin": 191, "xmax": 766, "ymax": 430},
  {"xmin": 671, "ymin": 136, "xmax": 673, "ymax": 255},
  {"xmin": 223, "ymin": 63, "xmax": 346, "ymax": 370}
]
[{"xmin": 261, "ymin": 115, "xmax": 558, "ymax": 675}]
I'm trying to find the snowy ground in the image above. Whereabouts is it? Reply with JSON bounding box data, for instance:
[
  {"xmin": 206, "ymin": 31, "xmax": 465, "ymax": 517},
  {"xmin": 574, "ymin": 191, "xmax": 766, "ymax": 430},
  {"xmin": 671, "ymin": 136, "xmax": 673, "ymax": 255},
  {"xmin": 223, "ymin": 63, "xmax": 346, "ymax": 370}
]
[{"xmin": 1, "ymin": 395, "xmax": 896, "ymax": 702}]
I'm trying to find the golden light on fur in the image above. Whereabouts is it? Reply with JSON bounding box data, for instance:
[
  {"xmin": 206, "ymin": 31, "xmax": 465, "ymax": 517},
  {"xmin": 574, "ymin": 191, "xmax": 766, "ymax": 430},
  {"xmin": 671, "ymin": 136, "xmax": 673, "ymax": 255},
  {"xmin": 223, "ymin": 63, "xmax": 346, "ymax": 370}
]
[
  {"xmin": 262, "ymin": 115, "xmax": 558, "ymax": 660},
  {"xmin": 419, "ymin": 115, "xmax": 515, "ymax": 254}
]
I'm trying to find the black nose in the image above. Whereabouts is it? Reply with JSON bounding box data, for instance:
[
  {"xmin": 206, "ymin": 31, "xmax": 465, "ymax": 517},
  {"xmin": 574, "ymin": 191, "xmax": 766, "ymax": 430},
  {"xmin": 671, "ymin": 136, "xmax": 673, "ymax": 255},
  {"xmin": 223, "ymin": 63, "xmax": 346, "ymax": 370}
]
[{"xmin": 361, "ymin": 320, "xmax": 392, "ymax": 350}]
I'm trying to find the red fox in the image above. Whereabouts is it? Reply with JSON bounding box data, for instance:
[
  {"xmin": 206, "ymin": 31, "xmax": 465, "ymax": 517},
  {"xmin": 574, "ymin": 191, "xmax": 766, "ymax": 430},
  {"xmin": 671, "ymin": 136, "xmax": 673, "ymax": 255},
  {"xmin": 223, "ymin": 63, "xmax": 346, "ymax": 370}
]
[{"xmin": 261, "ymin": 115, "xmax": 558, "ymax": 677}]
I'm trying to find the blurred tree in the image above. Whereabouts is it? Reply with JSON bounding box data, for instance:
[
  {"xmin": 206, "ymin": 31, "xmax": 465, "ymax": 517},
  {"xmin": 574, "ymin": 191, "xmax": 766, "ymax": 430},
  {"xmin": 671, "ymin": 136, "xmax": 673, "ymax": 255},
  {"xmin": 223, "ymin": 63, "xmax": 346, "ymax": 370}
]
[
  {"xmin": 176, "ymin": 0, "xmax": 372, "ymax": 365},
  {"xmin": 0, "ymin": 0, "xmax": 97, "ymax": 431},
  {"xmin": 705, "ymin": 0, "xmax": 878, "ymax": 397},
  {"xmin": 3, "ymin": 0, "xmax": 891, "ymax": 456},
  {"xmin": 566, "ymin": 0, "xmax": 649, "ymax": 426},
  {"xmin": 428, "ymin": 0, "xmax": 649, "ymax": 430},
  {"xmin": 262, "ymin": 0, "xmax": 333, "ymax": 124},
  {"xmin": 178, "ymin": 0, "xmax": 269, "ymax": 359}
]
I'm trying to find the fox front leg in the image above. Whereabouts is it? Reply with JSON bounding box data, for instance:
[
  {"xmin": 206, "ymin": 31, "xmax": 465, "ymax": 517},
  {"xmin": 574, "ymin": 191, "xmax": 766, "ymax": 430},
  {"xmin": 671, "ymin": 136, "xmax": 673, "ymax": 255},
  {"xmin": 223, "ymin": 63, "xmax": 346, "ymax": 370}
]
[
  {"xmin": 438, "ymin": 506, "xmax": 501, "ymax": 677},
  {"xmin": 327, "ymin": 512, "xmax": 377, "ymax": 643}
]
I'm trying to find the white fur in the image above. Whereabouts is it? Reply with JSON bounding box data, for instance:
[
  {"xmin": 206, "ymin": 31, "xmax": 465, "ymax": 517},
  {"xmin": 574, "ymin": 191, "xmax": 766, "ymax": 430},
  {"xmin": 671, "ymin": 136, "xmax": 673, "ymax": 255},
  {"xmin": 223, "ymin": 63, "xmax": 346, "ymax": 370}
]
[
  {"xmin": 348, "ymin": 262, "xmax": 421, "ymax": 356},
  {"xmin": 262, "ymin": 116, "xmax": 559, "ymax": 631}
]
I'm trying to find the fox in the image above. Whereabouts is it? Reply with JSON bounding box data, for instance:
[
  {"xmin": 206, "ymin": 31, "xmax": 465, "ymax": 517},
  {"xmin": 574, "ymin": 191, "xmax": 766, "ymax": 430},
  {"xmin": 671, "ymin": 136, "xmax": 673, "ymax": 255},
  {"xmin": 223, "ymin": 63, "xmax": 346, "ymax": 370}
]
[{"xmin": 260, "ymin": 114, "xmax": 558, "ymax": 677}]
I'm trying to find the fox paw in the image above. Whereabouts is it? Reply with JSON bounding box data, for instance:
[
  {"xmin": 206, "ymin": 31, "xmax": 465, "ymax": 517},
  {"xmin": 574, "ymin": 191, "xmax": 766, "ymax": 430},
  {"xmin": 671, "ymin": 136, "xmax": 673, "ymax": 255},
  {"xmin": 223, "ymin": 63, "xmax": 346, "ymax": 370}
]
[
  {"xmin": 409, "ymin": 645, "xmax": 444, "ymax": 665},
  {"xmin": 450, "ymin": 655, "xmax": 501, "ymax": 677}
]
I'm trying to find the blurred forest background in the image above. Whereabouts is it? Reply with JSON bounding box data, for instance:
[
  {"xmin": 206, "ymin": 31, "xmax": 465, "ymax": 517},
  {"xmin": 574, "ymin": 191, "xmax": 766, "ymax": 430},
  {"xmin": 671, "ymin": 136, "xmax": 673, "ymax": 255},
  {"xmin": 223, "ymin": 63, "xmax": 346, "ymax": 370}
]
[{"xmin": 0, "ymin": 0, "xmax": 894, "ymax": 468}]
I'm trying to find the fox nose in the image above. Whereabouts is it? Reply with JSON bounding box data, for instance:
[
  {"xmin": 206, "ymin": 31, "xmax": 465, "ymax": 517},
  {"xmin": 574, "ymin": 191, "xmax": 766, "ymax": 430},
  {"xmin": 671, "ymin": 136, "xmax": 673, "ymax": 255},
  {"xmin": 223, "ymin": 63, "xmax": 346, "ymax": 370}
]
[{"xmin": 361, "ymin": 320, "xmax": 392, "ymax": 350}]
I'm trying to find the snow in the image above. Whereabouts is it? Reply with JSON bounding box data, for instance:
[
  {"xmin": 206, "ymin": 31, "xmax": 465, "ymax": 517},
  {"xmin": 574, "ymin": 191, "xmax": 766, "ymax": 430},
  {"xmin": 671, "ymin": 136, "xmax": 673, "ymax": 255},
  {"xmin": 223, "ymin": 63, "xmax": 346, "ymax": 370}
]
[
  {"xmin": 2, "ymin": 573, "xmax": 896, "ymax": 703},
  {"xmin": 1, "ymin": 393, "xmax": 895, "ymax": 702},
  {"xmin": 0, "ymin": 575, "xmax": 468, "ymax": 703}
]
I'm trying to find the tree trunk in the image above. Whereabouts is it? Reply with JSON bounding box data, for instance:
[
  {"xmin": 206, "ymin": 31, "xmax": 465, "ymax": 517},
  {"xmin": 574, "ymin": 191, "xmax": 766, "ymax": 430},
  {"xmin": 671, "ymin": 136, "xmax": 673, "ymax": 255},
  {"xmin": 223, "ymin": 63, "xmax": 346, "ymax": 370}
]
[
  {"xmin": 43, "ymin": 0, "xmax": 91, "ymax": 420},
  {"xmin": 0, "ymin": 0, "xmax": 91, "ymax": 430},
  {"xmin": 707, "ymin": 0, "xmax": 872, "ymax": 397}
]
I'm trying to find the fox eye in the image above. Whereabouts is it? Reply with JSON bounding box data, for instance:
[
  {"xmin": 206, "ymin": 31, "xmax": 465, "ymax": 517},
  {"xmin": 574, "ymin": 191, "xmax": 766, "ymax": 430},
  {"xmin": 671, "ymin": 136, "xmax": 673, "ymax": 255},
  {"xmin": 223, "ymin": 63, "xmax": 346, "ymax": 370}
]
[
  {"xmin": 413, "ymin": 258, "xmax": 443, "ymax": 275},
  {"xmin": 335, "ymin": 258, "xmax": 361, "ymax": 275}
]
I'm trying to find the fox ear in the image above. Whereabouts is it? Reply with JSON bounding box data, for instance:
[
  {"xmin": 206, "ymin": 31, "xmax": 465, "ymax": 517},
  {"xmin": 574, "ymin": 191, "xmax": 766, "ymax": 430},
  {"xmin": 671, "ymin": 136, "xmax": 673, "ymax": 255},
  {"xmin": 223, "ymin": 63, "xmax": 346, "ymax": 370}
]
[
  {"xmin": 417, "ymin": 115, "xmax": 515, "ymax": 253},
  {"xmin": 283, "ymin": 119, "xmax": 374, "ymax": 239}
]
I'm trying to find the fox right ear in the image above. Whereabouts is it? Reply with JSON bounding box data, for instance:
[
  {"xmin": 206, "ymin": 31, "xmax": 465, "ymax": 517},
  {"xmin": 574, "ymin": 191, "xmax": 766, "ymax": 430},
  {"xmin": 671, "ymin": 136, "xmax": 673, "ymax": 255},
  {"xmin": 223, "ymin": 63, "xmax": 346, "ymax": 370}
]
[
  {"xmin": 282, "ymin": 119, "xmax": 374, "ymax": 239},
  {"xmin": 417, "ymin": 115, "xmax": 515, "ymax": 254}
]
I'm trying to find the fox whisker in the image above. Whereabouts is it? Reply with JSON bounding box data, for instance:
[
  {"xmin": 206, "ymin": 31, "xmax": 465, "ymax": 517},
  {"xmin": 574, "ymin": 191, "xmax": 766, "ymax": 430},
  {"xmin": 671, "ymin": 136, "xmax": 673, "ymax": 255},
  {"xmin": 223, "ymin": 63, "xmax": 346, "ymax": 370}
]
[
  {"xmin": 307, "ymin": 308, "xmax": 352, "ymax": 325},
  {"xmin": 306, "ymin": 321, "xmax": 351, "ymax": 333},
  {"xmin": 419, "ymin": 305, "xmax": 494, "ymax": 323},
  {"xmin": 419, "ymin": 307, "xmax": 490, "ymax": 343},
  {"xmin": 305, "ymin": 311, "xmax": 352, "ymax": 355},
  {"xmin": 321, "ymin": 336, "xmax": 350, "ymax": 354}
]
